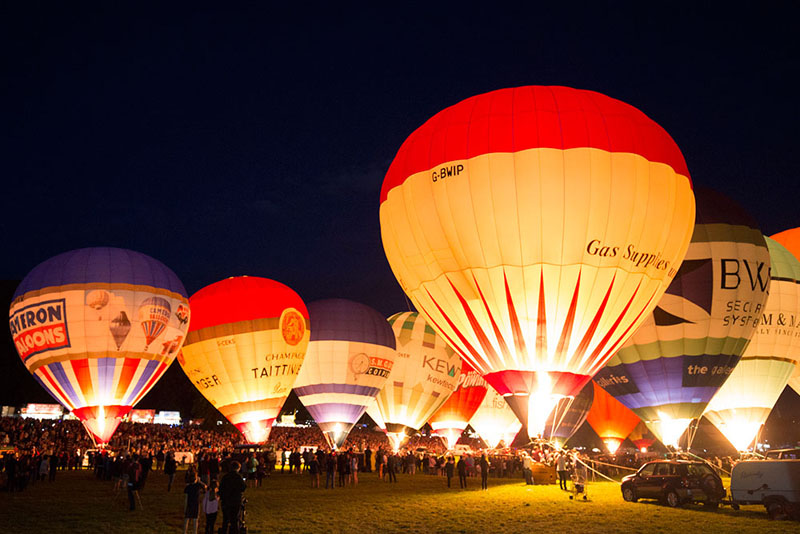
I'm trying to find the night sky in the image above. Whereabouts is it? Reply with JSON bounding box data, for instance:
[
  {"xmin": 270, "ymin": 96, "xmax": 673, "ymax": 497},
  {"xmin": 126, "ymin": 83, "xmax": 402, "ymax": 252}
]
[{"xmin": 1, "ymin": 5, "xmax": 798, "ymax": 444}]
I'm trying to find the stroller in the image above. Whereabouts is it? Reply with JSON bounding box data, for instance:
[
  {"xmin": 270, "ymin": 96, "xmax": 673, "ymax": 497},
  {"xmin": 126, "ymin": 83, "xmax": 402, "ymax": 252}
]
[
  {"xmin": 569, "ymin": 463, "xmax": 589, "ymax": 501},
  {"xmin": 219, "ymin": 497, "xmax": 248, "ymax": 534}
]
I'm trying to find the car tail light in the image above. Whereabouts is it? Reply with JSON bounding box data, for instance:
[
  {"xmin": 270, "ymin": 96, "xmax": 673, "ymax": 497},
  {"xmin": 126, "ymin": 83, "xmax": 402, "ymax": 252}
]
[{"xmin": 681, "ymin": 477, "xmax": 689, "ymax": 488}]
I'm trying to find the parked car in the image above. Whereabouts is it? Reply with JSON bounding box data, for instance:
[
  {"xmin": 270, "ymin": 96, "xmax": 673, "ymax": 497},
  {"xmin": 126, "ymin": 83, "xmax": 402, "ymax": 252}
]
[
  {"xmin": 620, "ymin": 460, "xmax": 725, "ymax": 507},
  {"xmin": 729, "ymin": 459, "xmax": 800, "ymax": 520}
]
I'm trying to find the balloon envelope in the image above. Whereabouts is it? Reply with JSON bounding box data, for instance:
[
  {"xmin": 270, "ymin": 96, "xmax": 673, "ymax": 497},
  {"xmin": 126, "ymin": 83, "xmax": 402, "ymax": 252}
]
[
  {"xmin": 771, "ymin": 228, "xmax": 800, "ymax": 396},
  {"xmin": 9, "ymin": 247, "xmax": 190, "ymax": 444},
  {"xmin": 704, "ymin": 238, "xmax": 800, "ymax": 451},
  {"xmin": 371, "ymin": 311, "xmax": 461, "ymax": 450},
  {"xmin": 595, "ymin": 188, "xmax": 770, "ymax": 446},
  {"xmin": 293, "ymin": 299, "xmax": 396, "ymax": 449},
  {"xmin": 542, "ymin": 379, "xmax": 594, "ymax": 446},
  {"xmin": 427, "ymin": 359, "xmax": 488, "ymax": 449},
  {"xmin": 380, "ymin": 86, "xmax": 695, "ymax": 437},
  {"xmin": 469, "ymin": 387, "xmax": 522, "ymax": 449},
  {"xmin": 586, "ymin": 381, "xmax": 641, "ymax": 454},
  {"xmin": 178, "ymin": 276, "xmax": 309, "ymax": 444}
]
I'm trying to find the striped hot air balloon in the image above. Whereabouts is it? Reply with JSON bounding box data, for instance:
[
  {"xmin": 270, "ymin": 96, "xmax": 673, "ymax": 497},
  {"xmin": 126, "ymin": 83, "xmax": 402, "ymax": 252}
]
[
  {"xmin": 594, "ymin": 188, "xmax": 771, "ymax": 447},
  {"xmin": 704, "ymin": 238, "xmax": 800, "ymax": 451},
  {"xmin": 9, "ymin": 247, "xmax": 190, "ymax": 444},
  {"xmin": 293, "ymin": 299, "xmax": 396, "ymax": 450},
  {"xmin": 379, "ymin": 86, "xmax": 695, "ymax": 438},
  {"xmin": 427, "ymin": 359, "xmax": 488, "ymax": 449},
  {"xmin": 178, "ymin": 276, "xmax": 309, "ymax": 444},
  {"xmin": 371, "ymin": 312, "xmax": 461, "ymax": 451}
]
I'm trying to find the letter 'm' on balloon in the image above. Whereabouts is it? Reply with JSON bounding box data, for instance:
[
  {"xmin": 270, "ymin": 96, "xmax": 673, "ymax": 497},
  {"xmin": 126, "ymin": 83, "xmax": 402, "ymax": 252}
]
[
  {"xmin": 178, "ymin": 276, "xmax": 309, "ymax": 444},
  {"xmin": 380, "ymin": 86, "xmax": 695, "ymax": 436},
  {"xmin": 9, "ymin": 247, "xmax": 190, "ymax": 444}
]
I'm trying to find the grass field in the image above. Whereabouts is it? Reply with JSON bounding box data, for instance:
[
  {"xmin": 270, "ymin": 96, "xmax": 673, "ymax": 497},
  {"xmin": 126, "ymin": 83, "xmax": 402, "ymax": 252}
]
[{"xmin": 0, "ymin": 469, "xmax": 791, "ymax": 534}]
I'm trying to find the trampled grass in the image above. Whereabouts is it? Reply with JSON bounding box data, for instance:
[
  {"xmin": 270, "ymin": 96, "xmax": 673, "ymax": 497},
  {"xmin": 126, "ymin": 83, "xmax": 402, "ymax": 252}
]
[{"xmin": 0, "ymin": 469, "xmax": 791, "ymax": 533}]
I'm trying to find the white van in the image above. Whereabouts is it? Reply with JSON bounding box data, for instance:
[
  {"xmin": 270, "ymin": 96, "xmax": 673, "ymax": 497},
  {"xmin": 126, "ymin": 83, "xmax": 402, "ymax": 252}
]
[{"xmin": 729, "ymin": 459, "xmax": 800, "ymax": 520}]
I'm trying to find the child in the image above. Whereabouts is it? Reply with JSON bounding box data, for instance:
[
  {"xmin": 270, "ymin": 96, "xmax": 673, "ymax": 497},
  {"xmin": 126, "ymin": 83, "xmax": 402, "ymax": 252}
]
[
  {"xmin": 202, "ymin": 479, "xmax": 219, "ymax": 534},
  {"xmin": 184, "ymin": 472, "xmax": 206, "ymax": 534}
]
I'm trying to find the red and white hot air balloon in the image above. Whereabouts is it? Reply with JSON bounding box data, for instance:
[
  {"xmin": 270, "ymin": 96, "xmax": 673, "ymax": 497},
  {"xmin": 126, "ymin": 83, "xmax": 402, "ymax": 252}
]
[
  {"xmin": 380, "ymin": 86, "xmax": 695, "ymax": 437},
  {"xmin": 427, "ymin": 359, "xmax": 488, "ymax": 449}
]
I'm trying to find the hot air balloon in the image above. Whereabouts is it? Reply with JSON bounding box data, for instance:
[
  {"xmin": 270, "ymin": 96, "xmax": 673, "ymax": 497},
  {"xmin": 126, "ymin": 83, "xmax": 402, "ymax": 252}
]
[
  {"xmin": 379, "ymin": 86, "xmax": 695, "ymax": 438},
  {"xmin": 704, "ymin": 237, "xmax": 800, "ymax": 451},
  {"xmin": 628, "ymin": 421, "xmax": 657, "ymax": 452},
  {"xmin": 178, "ymin": 276, "xmax": 309, "ymax": 444},
  {"xmin": 138, "ymin": 297, "xmax": 171, "ymax": 350},
  {"xmin": 541, "ymin": 379, "xmax": 594, "ymax": 447},
  {"xmin": 771, "ymin": 227, "xmax": 800, "ymax": 396},
  {"xmin": 469, "ymin": 387, "xmax": 522, "ymax": 449},
  {"xmin": 293, "ymin": 299, "xmax": 396, "ymax": 450},
  {"xmin": 586, "ymin": 381, "xmax": 641, "ymax": 454},
  {"xmin": 594, "ymin": 188, "xmax": 770, "ymax": 447},
  {"xmin": 427, "ymin": 359, "xmax": 488, "ymax": 449},
  {"xmin": 371, "ymin": 311, "xmax": 461, "ymax": 451},
  {"xmin": 9, "ymin": 247, "xmax": 190, "ymax": 444},
  {"xmin": 85, "ymin": 290, "xmax": 110, "ymax": 320}
]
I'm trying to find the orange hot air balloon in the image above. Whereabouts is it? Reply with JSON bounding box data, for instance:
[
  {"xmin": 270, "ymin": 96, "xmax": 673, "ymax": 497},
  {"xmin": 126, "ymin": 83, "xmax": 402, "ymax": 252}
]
[
  {"xmin": 628, "ymin": 421, "xmax": 657, "ymax": 452},
  {"xmin": 427, "ymin": 359, "xmax": 488, "ymax": 449},
  {"xmin": 178, "ymin": 277, "xmax": 309, "ymax": 444},
  {"xmin": 586, "ymin": 381, "xmax": 641, "ymax": 454},
  {"xmin": 380, "ymin": 86, "xmax": 695, "ymax": 437}
]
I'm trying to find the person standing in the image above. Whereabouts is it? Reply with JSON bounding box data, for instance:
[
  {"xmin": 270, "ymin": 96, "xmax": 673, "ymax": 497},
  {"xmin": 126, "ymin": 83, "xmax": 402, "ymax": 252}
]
[
  {"xmin": 445, "ymin": 456, "xmax": 455, "ymax": 488},
  {"xmin": 364, "ymin": 446, "xmax": 372, "ymax": 473},
  {"xmin": 522, "ymin": 452, "xmax": 533, "ymax": 485},
  {"xmin": 325, "ymin": 452, "xmax": 336, "ymax": 489},
  {"xmin": 480, "ymin": 454, "xmax": 490, "ymax": 491},
  {"xmin": 184, "ymin": 471, "xmax": 206, "ymax": 534},
  {"xmin": 127, "ymin": 455, "xmax": 143, "ymax": 511},
  {"xmin": 219, "ymin": 461, "xmax": 247, "ymax": 534},
  {"xmin": 457, "ymin": 456, "xmax": 467, "ymax": 489},
  {"xmin": 556, "ymin": 451, "xmax": 569, "ymax": 490},
  {"xmin": 165, "ymin": 452, "xmax": 178, "ymax": 492},
  {"xmin": 386, "ymin": 453, "xmax": 397, "ymax": 483},
  {"xmin": 202, "ymin": 479, "xmax": 220, "ymax": 534},
  {"xmin": 350, "ymin": 451, "xmax": 359, "ymax": 486},
  {"xmin": 309, "ymin": 453, "xmax": 320, "ymax": 488}
]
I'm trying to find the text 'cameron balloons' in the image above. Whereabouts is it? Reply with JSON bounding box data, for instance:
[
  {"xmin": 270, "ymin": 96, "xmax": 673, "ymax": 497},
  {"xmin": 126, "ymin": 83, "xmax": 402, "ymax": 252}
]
[
  {"xmin": 704, "ymin": 237, "xmax": 800, "ymax": 451},
  {"xmin": 178, "ymin": 276, "xmax": 309, "ymax": 444},
  {"xmin": 380, "ymin": 86, "xmax": 695, "ymax": 437},
  {"xmin": 427, "ymin": 359, "xmax": 488, "ymax": 449},
  {"xmin": 771, "ymin": 228, "xmax": 800, "ymax": 396},
  {"xmin": 469, "ymin": 387, "xmax": 522, "ymax": 449},
  {"xmin": 586, "ymin": 381, "xmax": 640, "ymax": 454},
  {"xmin": 9, "ymin": 247, "xmax": 190, "ymax": 444},
  {"xmin": 371, "ymin": 312, "xmax": 461, "ymax": 451},
  {"xmin": 594, "ymin": 188, "xmax": 770, "ymax": 447},
  {"xmin": 293, "ymin": 299, "xmax": 396, "ymax": 450}
]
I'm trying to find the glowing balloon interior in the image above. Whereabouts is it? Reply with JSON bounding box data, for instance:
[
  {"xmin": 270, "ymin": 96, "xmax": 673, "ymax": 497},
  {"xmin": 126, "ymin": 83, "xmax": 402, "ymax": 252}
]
[
  {"xmin": 178, "ymin": 276, "xmax": 309, "ymax": 444},
  {"xmin": 9, "ymin": 247, "xmax": 190, "ymax": 444},
  {"xmin": 380, "ymin": 86, "xmax": 695, "ymax": 438},
  {"xmin": 371, "ymin": 312, "xmax": 461, "ymax": 451},
  {"xmin": 586, "ymin": 381, "xmax": 640, "ymax": 453},
  {"xmin": 469, "ymin": 387, "xmax": 522, "ymax": 449},
  {"xmin": 595, "ymin": 188, "xmax": 770, "ymax": 446},
  {"xmin": 704, "ymin": 237, "xmax": 800, "ymax": 451},
  {"xmin": 427, "ymin": 359, "xmax": 488, "ymax": 449},
  {"xmin": 293, "ymin": 299, "xmax": 396, "ymax": 449}
]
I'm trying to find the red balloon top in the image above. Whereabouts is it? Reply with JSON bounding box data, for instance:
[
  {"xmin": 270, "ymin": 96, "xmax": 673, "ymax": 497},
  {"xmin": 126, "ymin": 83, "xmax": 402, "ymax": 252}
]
[
  {"xmin": 188, "ymin": 276, "xmax": 308, "ymax": 331},
  {"xmin": 381, "ymin": 86, "xmax": 691, "ymax": 203}
]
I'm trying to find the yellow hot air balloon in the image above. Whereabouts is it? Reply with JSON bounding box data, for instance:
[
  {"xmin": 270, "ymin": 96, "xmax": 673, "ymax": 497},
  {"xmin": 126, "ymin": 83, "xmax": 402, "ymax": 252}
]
[
  {"xmin": 178, "ymin": 277, "xmax": 310, "ymax": 444},
  {"xmin": 379, "ymin": 86, "xmax": 695, "ymax": 437},
  {"xmin": 469, "ymin": 387, "xmax": 522, "ymax": 449},
  {"xmin": 704, "ymin": 237, "xmax": 800, "ymax": 451},
  {"xmin": 370, "ymin": 312, "xmax": 461, "ymax": 451}
]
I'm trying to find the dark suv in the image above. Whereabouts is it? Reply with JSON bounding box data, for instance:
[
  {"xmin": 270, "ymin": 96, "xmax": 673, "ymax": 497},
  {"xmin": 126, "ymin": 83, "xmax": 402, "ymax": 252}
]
[{"xmin": 620, "ymin": 460, "xmax": 725, "ymax": 508}]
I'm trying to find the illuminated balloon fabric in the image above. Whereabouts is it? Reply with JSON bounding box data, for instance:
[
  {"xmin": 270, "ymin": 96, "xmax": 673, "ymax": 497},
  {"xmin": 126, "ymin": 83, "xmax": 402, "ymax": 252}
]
[
  {"xmin": 372, "ymin": 311, "xmax": 461, "ymax": 449},
  {"xmin": 9, "ymin": 247, "xmax": 190, "ymax": 444},
  {"xmin": 293, "ymin": 299, "xmax": 396, "ymax": 449},
  {"xmin": 771, "ymin": 227, "xmax": 800, "ymax": 396},
  {"xmin": 704, "ymin": 238, "xmax": 800, "ymax": 451},
  {"xmin": 628, "ymin": 421, "xmax": 657, "ymax": 451},
  {"xmin": 379, "ymin": 86, "xmax": 696, "ymax": 435},
  {"xmin": 586, "ymin": 381, "xmax": 640, "ymax": 453},
  {"xmin": 594, "ymin": 188, "xmax": 770, "ymax": 445},
  {"xmin": 469, "ymin": 387, "xmax": 522, "ymax": 449},
  {"xmin": 541, "ymin": 379, "xmax": 593, "ymax": 443},
  {"xmin": 427, "ymin": 359, "xmax": 488, "ymax": 448},
  {"xmin": 178, "ymin": 277, "xmax": 309, "ymax": 444}
]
